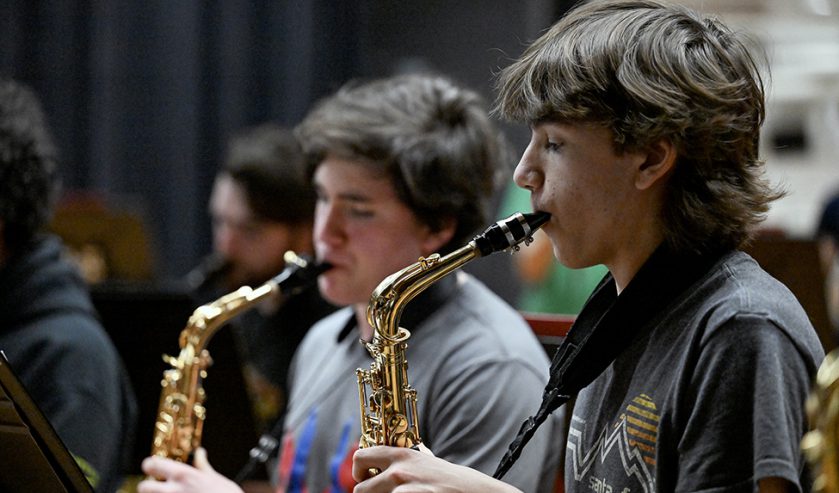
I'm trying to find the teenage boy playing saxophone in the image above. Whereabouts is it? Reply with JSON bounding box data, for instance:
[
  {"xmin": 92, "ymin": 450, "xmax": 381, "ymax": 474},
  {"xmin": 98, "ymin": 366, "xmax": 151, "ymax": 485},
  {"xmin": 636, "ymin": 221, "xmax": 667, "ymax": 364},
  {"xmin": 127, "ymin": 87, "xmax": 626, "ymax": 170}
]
[{"xmin": 351, "ymin": 1, "xmax": 825, "ymax": 492}]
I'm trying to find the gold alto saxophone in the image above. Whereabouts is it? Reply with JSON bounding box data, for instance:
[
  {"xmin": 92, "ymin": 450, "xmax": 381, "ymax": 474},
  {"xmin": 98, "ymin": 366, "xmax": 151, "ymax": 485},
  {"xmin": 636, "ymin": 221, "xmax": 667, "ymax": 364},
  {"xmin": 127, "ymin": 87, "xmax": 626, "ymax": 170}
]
[
  {"xmin": 151, "ymin": 251, "xmax": 331, "ymax": 462},
  {"xmin": 356, "ymin": 211, "xmax": 550, "ymax": 450},
  {"xmin": 803, "ymin": 349, "xmax": 839, "ymax": 493}
]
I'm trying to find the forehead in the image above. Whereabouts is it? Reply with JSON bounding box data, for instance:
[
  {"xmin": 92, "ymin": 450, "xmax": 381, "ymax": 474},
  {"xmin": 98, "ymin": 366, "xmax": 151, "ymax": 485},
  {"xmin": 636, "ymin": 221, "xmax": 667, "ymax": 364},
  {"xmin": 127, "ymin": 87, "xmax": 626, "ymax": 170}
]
[
  {"xmin": 313, "ymin": 156, "xmax": 397, "ymax": 201},
  {"xmin": 209, "ymin": 175, "xmax": 252, "ymax": 216},
  {"xmin": 532, "ymin": 120, "xmax": 613, "ymax": 141}
]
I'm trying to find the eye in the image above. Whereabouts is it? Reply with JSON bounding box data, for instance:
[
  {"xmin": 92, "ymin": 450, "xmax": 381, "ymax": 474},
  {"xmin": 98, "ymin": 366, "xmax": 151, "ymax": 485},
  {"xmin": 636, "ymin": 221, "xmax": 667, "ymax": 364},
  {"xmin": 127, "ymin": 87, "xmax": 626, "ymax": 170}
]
[
  {"xmin": 347, "ymin": 206, "xmax": 374, "ymax": 219},
  {"xmin": 545, "ymin": 139, "xmax": 563, "ymax": 152}
]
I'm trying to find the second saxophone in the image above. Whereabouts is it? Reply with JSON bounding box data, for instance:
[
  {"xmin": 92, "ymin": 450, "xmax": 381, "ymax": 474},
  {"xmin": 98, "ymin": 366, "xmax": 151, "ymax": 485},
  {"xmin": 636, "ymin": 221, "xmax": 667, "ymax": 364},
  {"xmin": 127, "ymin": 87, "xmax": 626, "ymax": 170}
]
[
  {"xmin": 151, "ymin": 251, "xmax": 330, "ymax": 463},
  {"xmin": 356, "ymin": 211, "xmax": 550, "ymax": 449}
]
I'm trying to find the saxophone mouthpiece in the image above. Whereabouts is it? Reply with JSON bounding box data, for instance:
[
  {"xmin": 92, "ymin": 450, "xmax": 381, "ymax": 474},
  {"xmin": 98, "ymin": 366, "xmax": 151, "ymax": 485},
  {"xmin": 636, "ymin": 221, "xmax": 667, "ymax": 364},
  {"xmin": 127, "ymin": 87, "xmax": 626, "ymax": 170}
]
[
  {"xmin": 473, "ymin": 211, "xmax": 551, "ymax": 256},
  {"xmin": 185, "ymin": 255, "xmax": 232, "ymax": 293},
  {"xmin": 271, "ymin": 251, "xmax": 333, "ymax": 296}
]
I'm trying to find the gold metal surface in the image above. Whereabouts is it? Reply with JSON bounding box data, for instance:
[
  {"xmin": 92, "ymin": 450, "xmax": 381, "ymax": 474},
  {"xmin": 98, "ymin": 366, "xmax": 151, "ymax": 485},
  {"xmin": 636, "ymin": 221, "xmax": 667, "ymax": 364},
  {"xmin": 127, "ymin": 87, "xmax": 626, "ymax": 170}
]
[
  {"xmin": 805, "ymin": 350, "xmax": 839, "ymax": 493},
  {"xmin": 150, "ymin": 251, "xmax": 325, "ymax": 463},
  {"xmin": 356, "ymin": 212, "xmax": 548, "ymax": 453}
]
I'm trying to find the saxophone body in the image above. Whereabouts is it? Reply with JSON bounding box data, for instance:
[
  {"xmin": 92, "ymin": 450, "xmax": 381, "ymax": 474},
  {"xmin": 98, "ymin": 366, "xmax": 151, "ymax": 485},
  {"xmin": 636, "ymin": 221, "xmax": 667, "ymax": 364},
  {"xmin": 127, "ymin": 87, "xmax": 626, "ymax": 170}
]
[
  {"xmin": 803, "ymin": 349, "xmax": 839, "ymax": 493},
  {"xmin": 356, "ymin": 211, "xmax": 550, "ymax": 449},
  {"xmin": 151, "ymin": 251, "xmax": 330, "ymax": 462}
]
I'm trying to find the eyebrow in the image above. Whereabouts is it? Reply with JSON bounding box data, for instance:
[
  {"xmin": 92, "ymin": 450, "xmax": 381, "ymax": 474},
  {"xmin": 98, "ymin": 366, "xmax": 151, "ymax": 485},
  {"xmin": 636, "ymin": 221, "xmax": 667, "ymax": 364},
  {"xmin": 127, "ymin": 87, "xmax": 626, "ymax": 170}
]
[
  {"xmin": 314, "ymin": 183, "xmax": 373, "ymax": 204},
  {"xmin": 336, "ymin": 191, "xmax": 372, "ymax": 203}
]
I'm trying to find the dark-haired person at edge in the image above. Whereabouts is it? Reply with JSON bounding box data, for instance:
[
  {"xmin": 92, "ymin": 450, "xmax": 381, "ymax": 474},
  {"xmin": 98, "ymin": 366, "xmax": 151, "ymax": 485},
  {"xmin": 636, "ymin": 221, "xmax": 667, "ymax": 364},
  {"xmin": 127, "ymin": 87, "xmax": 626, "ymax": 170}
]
[
  {"xmin": 186, "ymin": 124, "xmax": 337, "ymax": 436},
  {"xmin": 816, "ymin": 193, "xmax": 839, "ymax": 341},
  {"xmin": 348, "ymin": 1, "xmax": 825, "ymax": 492},
  {"xmin": 139, "ymin": 74, "xmax": 560, "ymax": 493},
  {"xmin": 0, "ymin": 77, "xmax": 137, "ymax": 492}
]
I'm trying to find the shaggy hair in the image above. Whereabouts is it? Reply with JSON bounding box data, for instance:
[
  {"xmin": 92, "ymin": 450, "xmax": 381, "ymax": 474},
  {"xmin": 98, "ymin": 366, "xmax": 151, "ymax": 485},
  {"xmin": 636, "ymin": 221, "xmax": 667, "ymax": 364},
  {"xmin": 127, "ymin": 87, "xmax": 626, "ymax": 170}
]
[
  {"xmin": 0, "ymin": 78, "xmax": 60, "ymax": 253},
  {"xmin": 495, "ymin": 0, "xmax": 782, "ymax": 254},
  {"xmin": 297, "ymin": 74, "xmax": 511, "ymax": 253}
]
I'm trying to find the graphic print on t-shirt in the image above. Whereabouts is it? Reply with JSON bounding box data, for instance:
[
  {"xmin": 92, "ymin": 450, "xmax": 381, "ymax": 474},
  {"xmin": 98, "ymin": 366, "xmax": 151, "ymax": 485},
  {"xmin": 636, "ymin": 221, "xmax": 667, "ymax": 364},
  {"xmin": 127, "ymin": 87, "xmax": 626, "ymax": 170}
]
[
  {"xmin": 276, "ymin": 408, "xmax": 358, "ymax": 493},
  {"xmin": 567, "ymin": 393, "xmax": 659, "ymax": 493}
]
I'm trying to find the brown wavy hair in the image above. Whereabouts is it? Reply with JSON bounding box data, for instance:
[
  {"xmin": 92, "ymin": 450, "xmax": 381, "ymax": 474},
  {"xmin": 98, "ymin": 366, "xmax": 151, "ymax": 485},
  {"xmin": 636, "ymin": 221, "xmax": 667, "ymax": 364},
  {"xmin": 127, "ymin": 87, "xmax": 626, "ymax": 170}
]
[
  {"xmin": 297, "ymin": 74, "xmax": 510, "ymax": 254},
  {"xmin": 222, "ymin": 123, "xmax": 314, "ymax": 226},
  {"xmin": 495, "ymin": 0, "xmax": 783, "ymax": 254}
]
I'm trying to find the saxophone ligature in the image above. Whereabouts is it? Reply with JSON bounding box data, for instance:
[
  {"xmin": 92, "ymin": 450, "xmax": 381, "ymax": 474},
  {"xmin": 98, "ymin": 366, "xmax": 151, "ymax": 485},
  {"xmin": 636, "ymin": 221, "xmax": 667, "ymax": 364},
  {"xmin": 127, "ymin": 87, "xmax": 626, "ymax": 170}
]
[
  {"xmin": 356, "ymin": 211, "xmax": 550, "ymax": 451},
  {"xmin": 803, "ymin": 349, "xmax": 839, "ymax": 493},
  {"xmin": 150, "ymin": 251, "xmax": 331, "ymax": 463}
]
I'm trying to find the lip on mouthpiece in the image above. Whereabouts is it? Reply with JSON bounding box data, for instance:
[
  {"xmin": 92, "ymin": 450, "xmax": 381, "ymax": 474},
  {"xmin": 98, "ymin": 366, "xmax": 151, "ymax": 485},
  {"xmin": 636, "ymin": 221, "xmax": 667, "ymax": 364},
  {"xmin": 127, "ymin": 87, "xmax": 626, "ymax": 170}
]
[{"xmin": 473, "ymin": 211, "xmax": 551, "ymax": 256}]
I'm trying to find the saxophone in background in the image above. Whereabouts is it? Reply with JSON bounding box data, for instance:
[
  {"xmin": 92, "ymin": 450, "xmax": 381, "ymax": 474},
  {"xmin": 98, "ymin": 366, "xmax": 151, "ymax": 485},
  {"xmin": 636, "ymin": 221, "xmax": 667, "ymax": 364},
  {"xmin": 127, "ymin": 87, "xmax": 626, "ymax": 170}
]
[
  {"xmin": 356, "ymin": 211, "xmax": 550, "ymax": 450},
  {"xmin": 804, "ymin": 349, "xmax": 839, "ymax": 493},
  {"xmin": 151, "ymin": 251, "xmax": 331, "ymax": 463}
]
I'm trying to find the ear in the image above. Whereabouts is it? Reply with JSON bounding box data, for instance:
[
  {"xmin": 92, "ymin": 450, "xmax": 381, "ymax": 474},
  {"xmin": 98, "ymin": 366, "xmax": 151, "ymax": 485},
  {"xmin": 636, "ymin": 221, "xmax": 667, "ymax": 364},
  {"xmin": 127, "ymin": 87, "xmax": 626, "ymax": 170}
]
[
  {"xmin": 635, "ymin": 138, "xmax": 676, "ymax": 191},
  {"xmin": 420, "ymin": 217, "xmax": 457, "ymax": 255}
]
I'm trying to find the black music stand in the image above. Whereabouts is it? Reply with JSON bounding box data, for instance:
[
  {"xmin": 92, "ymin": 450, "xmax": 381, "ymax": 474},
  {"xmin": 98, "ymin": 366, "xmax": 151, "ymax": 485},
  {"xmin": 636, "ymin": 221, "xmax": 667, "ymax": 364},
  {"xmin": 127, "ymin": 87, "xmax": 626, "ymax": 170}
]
[{"xmin": 0, "ymin": 352, "xmax": 94, "ymax": 493}]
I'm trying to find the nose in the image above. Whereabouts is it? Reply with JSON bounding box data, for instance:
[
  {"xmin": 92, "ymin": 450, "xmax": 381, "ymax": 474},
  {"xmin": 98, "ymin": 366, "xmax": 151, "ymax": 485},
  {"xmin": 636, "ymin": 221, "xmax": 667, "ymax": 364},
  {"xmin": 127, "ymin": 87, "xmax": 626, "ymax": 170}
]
[
  {"xmin": 213, "ymin": 222, "xmax": 240, "ymax": 258},
  {"xmin": 514, "ymin": 139, "xmax": 541, "ymax": 191},
  {"xmin": 314, "ymin": 202, "xmax": 344, "ymax": 248}
]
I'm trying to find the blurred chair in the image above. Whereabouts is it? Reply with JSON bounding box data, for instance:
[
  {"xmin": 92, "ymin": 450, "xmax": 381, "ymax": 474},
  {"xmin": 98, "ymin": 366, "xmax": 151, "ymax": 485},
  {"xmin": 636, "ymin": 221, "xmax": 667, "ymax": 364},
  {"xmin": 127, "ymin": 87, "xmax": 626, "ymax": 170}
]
[
  {"xmin": 49, "ymin": 192, "xmax": 156, "ymax": 283},
  {"xmin": 744, "ymin": 237, "xmax": 835, "ymax": 352},
  {"xmin": 523, "ymin": 311, "xmax": 574, "ymax": 355}
]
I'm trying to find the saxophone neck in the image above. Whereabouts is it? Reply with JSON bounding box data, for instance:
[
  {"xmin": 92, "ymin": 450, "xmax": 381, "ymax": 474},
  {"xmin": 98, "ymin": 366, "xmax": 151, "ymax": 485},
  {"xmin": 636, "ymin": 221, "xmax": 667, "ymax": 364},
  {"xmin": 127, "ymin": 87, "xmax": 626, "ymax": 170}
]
[
  {"xmin": 177, "ymin": 251, "xmax": 332, "ymax": 352},
  {"xmin": 365, "ymin": 212, "xmax": 550, "ymax": 340},
  {"xmin": 367, "ymin": 243, "xmax": 478, "ymax": 340},
  {"xmin": 181, "ymin": 283, "xmax": 276, "ymax": 350}
]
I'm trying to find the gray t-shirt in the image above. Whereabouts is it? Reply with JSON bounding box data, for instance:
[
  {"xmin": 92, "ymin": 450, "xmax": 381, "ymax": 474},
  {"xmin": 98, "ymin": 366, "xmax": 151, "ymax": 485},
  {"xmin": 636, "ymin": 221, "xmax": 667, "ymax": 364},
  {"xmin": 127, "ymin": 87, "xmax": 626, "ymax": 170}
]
[
  {"xmin": 566, "ymin": 250, "xmax": 824, "ymax": 493},
  {"xmin": 276, "ymin": 272, "xmax": 561, "ymax": 493}
]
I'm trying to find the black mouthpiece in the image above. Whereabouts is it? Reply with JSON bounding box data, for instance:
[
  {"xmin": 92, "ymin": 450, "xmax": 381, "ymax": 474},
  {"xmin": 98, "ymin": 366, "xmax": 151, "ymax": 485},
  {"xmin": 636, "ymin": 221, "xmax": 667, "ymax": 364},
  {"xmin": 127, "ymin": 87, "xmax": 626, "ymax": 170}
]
[
  {"xmin": 185, "ymin": 255, "xmax": 232, "ymax": 293},
  {"xmin": 473, "ymin": 211, "xmax": 551, "ymax": 256},
  {"xmin": 271, "ymin": 253, "xmax": 332, "ymax": 296}
]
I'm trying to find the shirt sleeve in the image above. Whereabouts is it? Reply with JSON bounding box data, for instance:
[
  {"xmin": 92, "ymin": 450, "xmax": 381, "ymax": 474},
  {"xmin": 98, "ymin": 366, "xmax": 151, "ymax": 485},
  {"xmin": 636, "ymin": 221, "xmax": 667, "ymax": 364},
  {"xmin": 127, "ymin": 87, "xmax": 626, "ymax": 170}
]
[{"xmin": 675, "ymin": 313, "xmax": 812, "ymax": 493}]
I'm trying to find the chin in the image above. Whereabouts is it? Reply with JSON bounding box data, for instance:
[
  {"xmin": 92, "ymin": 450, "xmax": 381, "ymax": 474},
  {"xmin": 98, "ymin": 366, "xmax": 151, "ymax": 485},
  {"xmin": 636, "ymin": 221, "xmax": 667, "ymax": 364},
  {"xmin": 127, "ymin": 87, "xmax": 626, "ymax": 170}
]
[
  {"xmin": 554, "ymin": 249, "xmax": 584, "ymax": 270},
  {"xmin": 318, "ymin": 277, "xmax": 354, "ymax": 307}
]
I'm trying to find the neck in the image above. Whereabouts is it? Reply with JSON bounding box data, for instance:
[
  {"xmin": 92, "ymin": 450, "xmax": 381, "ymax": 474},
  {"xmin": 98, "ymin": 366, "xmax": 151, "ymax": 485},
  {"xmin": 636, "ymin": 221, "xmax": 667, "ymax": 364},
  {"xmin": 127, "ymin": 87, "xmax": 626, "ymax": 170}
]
[
  {"xmin": 354, "ymin": 303, "xmax": 374, "ymax": 341},
  {"xmin": 607, "ymin": 222, "xmax": 665, "ymax": 295}
]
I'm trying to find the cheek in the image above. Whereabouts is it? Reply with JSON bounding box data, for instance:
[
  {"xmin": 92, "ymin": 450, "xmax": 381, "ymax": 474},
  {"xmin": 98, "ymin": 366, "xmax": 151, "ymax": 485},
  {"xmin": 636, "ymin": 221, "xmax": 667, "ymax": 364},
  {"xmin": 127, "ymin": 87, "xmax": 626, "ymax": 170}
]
[{"xmin": 542, "ymin": 174, "xmax": 577, "ymax": 212}]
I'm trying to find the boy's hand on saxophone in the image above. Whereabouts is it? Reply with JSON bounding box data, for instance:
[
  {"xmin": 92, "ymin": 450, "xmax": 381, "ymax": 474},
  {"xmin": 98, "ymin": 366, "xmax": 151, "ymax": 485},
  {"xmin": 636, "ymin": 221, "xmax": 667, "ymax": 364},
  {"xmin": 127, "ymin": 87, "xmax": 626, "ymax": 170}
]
[
  {"xmin": 138, "ymin": 448, "xmax": 243, "ymax": 493},
  {"xmin": 351, "ymin": 445, "xmax": 522, "ymax": 493}
]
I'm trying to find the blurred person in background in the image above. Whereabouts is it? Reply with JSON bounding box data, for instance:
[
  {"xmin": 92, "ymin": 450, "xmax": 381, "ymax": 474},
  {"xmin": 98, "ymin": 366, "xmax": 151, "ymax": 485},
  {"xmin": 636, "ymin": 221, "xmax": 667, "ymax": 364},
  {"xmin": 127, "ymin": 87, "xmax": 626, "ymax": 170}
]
[
  {"xmin": 186, "ymin": 123, "xmax": 337, "ymax": 434},
  {"xmin": 817, "ymin": 192, "xmax": 839, "ymax": 340},
  {"xmin": 0, "ymin": 77, "xmax": 136, "ymax": 492}
]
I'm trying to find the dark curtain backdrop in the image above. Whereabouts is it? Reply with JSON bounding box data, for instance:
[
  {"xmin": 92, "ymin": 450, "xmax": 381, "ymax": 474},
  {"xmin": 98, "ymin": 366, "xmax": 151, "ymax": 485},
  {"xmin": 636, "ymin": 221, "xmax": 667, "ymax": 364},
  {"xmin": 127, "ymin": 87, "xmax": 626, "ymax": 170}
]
[{"xmin": 1, "ymin": 0, "xmax": 560, "ymax": 299}]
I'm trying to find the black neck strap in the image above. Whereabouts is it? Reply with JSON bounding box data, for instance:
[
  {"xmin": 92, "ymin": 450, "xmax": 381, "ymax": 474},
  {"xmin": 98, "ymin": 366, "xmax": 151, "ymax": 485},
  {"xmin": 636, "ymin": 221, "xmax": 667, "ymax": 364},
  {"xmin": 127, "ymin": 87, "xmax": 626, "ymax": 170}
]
[{"xmin": 494, "ymin": 244, "xmax": 727, "ymax": 479}]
